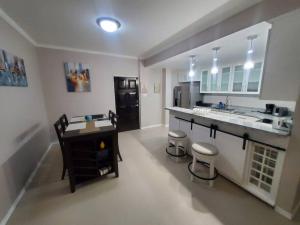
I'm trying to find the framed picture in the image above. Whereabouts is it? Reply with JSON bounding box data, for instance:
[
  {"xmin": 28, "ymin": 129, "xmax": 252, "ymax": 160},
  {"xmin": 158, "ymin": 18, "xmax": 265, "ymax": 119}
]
[
  {"xmin": 0, "ymin": 49, "xmax": 28, "ymax": 87},
  {"xmin": 64, "ymin": 62, "xmax": 91, "ymax": 92}
]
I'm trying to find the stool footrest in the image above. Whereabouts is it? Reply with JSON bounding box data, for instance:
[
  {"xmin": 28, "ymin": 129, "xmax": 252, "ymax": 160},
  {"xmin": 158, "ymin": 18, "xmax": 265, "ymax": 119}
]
[
  {"xmin": 166, "ymin": 147, "xmax": 187, "ymax": 158},
  {"xmin": 188, "ymin": 161, "xmax": 218, "ymax": 180}
]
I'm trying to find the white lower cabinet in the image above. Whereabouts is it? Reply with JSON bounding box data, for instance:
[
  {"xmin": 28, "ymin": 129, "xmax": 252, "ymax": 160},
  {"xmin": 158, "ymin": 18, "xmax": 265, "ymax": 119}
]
[
  {"xmin": 243, "ymin": 142, "xmax": 285, "ymax": 205},
  {"xmin": 179, "ymin": 119, "xmax": 192, "ymax": 154},
  {"xmin": 191, "ymin": 124, "xmax": 211, "ymax": 144},
  {"xmin": 213, "ymin": 132, "xmax": 247, "ymax": 185},
  {"xmin": 169, "ymin": 115, "xmax": 179, "ymax": 131},
  {"xmin": 168, "ymin": 114, "xmax": 285, "ymax": 206}
]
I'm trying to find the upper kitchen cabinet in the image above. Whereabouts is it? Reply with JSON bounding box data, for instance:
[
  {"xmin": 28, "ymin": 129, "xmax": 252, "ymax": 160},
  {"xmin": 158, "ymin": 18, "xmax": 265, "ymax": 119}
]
[
  {"xmin": 177, "ymin": 70, "xmax": 201, "ymax": 83},
  {"xmin": 200, "ymin": 61, "xmax": 263, "ymax": 94},
  {"xmin": 201, "ymin": 70, "xmax": 209, "ymax": 92},
  {"xmin": 220, "ymin": 67, "xmax": 231, "ymax": 92},
  {"xmin": 197, "ymin": 21, "xmax": 271, "ymax": 94},
  {"xmin": 246, "ymin": 62, "xmax": 263, "ymax": 93}
]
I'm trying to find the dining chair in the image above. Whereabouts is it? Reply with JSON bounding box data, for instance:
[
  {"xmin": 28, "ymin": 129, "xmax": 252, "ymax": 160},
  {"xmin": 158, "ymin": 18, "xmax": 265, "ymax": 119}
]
[
  {"xmin": 54, "ymin": 119, "xmax": 67, "ymax": 180},
  {"xmin": 109, "ymin": 110, "xmax": 123, "ymax": 161},
  {"xmin": 108, "ymin": 110, "xmax": 114, "ymax": 121},
  {"xmin": 60, "ymin": 114, "xmax": 69, "ymax": 132}
]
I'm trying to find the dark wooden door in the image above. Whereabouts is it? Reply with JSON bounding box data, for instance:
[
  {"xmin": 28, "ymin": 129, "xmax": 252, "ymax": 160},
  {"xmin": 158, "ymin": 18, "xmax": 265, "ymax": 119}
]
[{"xmin": 114, "ymin": 77, "xmax": 140, "ymax": 132}]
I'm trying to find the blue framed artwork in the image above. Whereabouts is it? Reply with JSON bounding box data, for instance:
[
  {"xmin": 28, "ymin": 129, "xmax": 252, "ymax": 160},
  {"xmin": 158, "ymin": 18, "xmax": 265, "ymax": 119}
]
[
  {"xmin": 64, "ymin": 62, "xmax": 91, "ymax": 92},
  {"xmin": 0, "ymin": 49, "xmax": 28, "ymax": 87}
]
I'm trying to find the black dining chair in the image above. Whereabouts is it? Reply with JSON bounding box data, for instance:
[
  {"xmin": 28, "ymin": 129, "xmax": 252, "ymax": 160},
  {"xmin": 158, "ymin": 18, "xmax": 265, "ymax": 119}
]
[
  {"xmin": 108, "ymin": 110, "xmax": 114, "ymax": 121},
  {"xmin": 54, "ymin": 119, "xmax": 67, "ymax": 180},
  {"xmin": 60, "ymin": 114, "xmax": 69, "ymax": 132},
  {"xmin": 109, "ymin": 110, "xmax": 123, "ymax": 161}
]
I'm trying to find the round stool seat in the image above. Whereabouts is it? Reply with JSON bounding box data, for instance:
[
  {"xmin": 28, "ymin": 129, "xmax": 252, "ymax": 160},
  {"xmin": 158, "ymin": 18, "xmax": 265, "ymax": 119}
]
[
  {"xmin": 192, "ymin": 142, "xmax": 218, "ymax": 156},
  {"xmin": 168, "ymin": 130, "xmax": 186, "ymax": 138}
]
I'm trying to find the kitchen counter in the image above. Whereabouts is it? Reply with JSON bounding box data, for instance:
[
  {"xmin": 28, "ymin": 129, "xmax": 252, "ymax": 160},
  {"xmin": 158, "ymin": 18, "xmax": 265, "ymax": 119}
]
[{"xmin": 166, "ymin": 106, "xmax": 290, "ymax": 136}]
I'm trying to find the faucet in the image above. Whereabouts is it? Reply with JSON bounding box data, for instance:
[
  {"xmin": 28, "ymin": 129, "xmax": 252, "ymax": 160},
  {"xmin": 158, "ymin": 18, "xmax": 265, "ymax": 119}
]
[{"xmin": 225, "ymin": 95, "xmax": 230, "ymax": 109}]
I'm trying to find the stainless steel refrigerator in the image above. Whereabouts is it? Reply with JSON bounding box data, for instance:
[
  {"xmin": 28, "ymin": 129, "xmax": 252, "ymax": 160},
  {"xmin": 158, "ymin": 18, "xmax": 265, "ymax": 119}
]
[{"xmin": 173, "ymin": 82, "xmax": 202, "ymax": 109}]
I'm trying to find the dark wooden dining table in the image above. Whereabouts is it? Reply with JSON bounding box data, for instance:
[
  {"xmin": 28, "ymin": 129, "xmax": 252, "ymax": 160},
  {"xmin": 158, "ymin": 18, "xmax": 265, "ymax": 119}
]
[{"xmin": 62, "ymin": 117, "xmax": 119, "ymax": 193}]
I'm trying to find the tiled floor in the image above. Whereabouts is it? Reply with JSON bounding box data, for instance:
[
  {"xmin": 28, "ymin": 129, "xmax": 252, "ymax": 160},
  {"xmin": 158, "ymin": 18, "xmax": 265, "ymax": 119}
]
[{"xmin": 7, "ymin": 127, "xmax": 300, "ymax": 225}]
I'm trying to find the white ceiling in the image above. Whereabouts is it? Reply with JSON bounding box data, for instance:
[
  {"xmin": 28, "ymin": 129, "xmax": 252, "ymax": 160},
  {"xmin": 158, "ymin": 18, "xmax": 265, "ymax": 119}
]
[
  {"xmin": 0, "ymin": 0, "xmax": 262, "ymax": 58},
  {"xmin": 151, "ymin": 22, "xmax": 272, "ymax": 71}
]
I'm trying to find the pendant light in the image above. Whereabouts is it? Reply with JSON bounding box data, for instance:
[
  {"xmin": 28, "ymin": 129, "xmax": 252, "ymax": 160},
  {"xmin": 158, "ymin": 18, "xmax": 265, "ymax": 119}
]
[
  {"xmin": 188, "ymin": 55, "xmax": 196, "ymax": 77},
  {"xmin": 244, "ymin": 35, "xmax": 257, "ymax": 70},
  {"xmin": 211, "ymin": 47, "xmax": 220, "ymax": 75}
]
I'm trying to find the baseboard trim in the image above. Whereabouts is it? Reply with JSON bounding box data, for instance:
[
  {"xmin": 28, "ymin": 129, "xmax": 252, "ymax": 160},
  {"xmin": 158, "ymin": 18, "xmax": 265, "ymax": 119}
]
[
  {"xmin": 141, "ymin": 124, "xmax": 163, "ymax": 130},
  {"xmin": 0, "ymin": 142, "xmax": 56, "ymax": 225},
  {"xmin": 292, "ymin": 200, "xmax": 300, "ymax": 218},
  {"xmin": 275, "ymin": 206, "xmax": 293, "ymax": 220}
]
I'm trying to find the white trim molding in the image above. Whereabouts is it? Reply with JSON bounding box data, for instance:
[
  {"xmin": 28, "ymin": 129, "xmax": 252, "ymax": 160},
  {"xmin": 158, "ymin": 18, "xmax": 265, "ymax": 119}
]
[
  {"xmin": 0, "ymin": 8, "xmax": 36, "ymax": 46},
  {"xmin": 36, "ymin": 44, "xmax": 137, "ymax": 60},
  {"xmin": 0, "ymin": 7, "xmax": 137, "ymax": 60},
  {"xmin": 141, "ymin": 124, "xmax": 163, "ymax": 130},
  {"xmin": 275, "ymin": 206, "xmax": 293, "ymax": 220},
  {"xmin": 0, "ymin": 142, "xmax": 56, "ymax": 225}
]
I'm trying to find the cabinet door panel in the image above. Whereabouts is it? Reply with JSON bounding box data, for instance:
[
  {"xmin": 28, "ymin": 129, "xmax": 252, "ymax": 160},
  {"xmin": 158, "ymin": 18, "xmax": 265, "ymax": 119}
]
[
  {"xmin": 201, "ymin": 71, "xmax": 209, "ymax": 92},
  {"xmin": 179, "ymin": 120, "xmax": 192, "ymax": 154},
  {"xmin": 191, "ymin": 124, "xmax": 211, "ymax": 144},
  {"xmin": 232, "ymin": 65, "xmax": 244, "ymax": 92},
  {"xmin": 247, "ymin": 62, "xmax": 262, "ymax": 92},
  {"xmin": 169, "ymin": 115, "xmax": 179, "ymax": 131},
  {"xmin": 214, "ymin": 132, "xmax": 247, "ymax": 184},
  {"xmin": 220, "ymin": 67, "xmax": 231, "ymax": 92},
  {"xmin": 210, "ymin": 73, "xmax": 218, "ymax": 92}
]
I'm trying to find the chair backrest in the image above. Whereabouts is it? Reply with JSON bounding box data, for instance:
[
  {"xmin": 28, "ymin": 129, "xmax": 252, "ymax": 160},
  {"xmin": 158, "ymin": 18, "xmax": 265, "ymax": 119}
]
[
  {"xmin": 109, "ymin": 110, "xmax": 119, "ymax": 131},
  {"xmin": 60, "ymin": 114, "xmax": 69, "ymax": 132},
  {"xmin": 108, "ymin": 110, "xmax": 114, "ymax": 120},
  {"xmin": 54, "ymin": 119, "xmax": 64, "ymax": 149}
]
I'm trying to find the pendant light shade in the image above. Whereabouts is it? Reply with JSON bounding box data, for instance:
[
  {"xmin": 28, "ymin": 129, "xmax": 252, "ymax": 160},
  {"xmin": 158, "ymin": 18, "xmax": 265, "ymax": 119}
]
[
  {"xmin": 244, "ymin": 35, "xmax": 257, "ymax": 70},
  {"xmin": 188, "ymin": 55, "xmax": 196, "ymax": 77},
  {"xmin": 211, "ymin": 47, "xmax": 220, "ymax": 75}
]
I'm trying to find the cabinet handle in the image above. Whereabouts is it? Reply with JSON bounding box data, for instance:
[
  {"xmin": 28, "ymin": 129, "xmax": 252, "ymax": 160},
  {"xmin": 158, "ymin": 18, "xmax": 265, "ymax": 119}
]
[
  {"xmin": 210, "ymin": 125, "xmax": 213, "ymax": 137},
  {"xmin": 213, "ymin": 125, "xmax": 218, "ymax": 139},
  {"xmin": 191, "ymin": 119, "xmax": 194, "ymax": 130},
  {"xmin": 242, "ymin": 133, "xmax": 249, "ymax": 150}
]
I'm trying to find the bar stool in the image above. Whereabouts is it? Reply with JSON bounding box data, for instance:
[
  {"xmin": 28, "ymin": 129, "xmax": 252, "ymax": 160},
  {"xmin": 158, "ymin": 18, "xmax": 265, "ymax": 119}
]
[
  {"xmin": 166, "ymin": 130, "xmax": 187, "ymax": 161},
  {"xmin": 188, "ymin": 142, "xmax": 218, "ymax": 187}
]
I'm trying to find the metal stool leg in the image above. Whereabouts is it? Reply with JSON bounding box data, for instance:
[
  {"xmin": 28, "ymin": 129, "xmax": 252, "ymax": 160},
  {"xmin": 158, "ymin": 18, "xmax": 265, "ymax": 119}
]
[
  {"xmin": 209, "ymin": 159, "xmax": 215, "ymax": 187},
  {"xmin": 175, "ymin": 142, "xmax": 179, "ymax": 162},
  {"xmin": 190, "ymin": 155, "xmax": 197, "ymax": 181}
]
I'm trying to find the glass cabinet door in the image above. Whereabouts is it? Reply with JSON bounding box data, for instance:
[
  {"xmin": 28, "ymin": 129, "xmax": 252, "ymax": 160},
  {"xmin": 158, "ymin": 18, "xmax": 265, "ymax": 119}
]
[
  {"xmin": 201, "ymin": 70, "xmax": 209, "ymax": 92},
  {"xmin": 232, "ymin": 65, "xmax": 244, "ymax": 92},
  {"xmin": 247, "ymin": 62, "xmax": 262, "ymax": 92},
  {"xmin": 210, "ymin": 73, "xmax": 218, "ymax": 92},
  {"xmin": 220, "ymin": 67, "xmax": 231, "ymax": 92}
]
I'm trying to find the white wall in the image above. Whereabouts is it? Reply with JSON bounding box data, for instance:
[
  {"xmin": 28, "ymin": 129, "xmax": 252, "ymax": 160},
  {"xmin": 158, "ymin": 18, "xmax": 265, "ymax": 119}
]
[
  {"xmin": 37, "ymin": 47, "xmax": 138, "ymax": 139},
  {"xmin": 0, "ymin": 17, "xmax": 50, "ymax": 221},
  {"xmin": 261, "ymin": 9, "xmax": 300, "ymax": 101},
  {"xmin": 164, "ymin": 69, "xmax": 172, "ymax": 125},
  {"xmin": 140, "ymin": 63, "xmax": 163, "ymax": 128}
]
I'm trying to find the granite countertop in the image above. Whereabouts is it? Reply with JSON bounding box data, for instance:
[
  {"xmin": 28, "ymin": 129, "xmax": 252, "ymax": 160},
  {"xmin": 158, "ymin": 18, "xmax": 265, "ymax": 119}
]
[{"xmin": 166, "ymin": 106, "xmax": 291, "ymax": 136}]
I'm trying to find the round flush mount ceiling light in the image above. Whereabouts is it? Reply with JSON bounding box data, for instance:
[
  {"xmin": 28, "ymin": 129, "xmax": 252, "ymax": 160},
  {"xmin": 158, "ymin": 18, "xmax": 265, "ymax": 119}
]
[{"xmin": 96, "ymin": 17, "xmax": 121, "ymax": 33}]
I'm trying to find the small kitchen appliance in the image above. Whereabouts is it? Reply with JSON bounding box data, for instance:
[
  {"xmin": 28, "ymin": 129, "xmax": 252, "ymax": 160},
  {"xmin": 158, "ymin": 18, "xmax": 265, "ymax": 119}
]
[
  {"xmin": 273, "ymin": 107, "xmax": 289, "ymax": 117},
  {"xmin": 265, "ymin": 104, "xmax": 275, "ymax": 114}
]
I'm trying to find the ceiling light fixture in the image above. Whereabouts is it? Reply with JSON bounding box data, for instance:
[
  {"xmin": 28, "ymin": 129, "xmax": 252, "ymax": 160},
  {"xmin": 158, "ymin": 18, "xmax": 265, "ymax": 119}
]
[
  {"xmin": 211, "ymin": 47, "xmax": 220, "ymax": 75},
  {"xmin": 96, "ymin": 17, "xmax": 121, "ymax": 33},
  {"xmin": 188, "ymin": 55, "xmax": 196, "ymax": 77},
  {"xmin": 244, "ymin": 35, "xmax": 257, "ymax": 70}
]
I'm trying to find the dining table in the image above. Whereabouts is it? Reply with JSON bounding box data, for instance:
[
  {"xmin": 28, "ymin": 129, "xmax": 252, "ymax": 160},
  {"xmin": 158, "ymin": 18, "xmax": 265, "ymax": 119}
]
[{"xmin": 62, "ymin": 114, "xmax": 119, "ymax": 193}]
